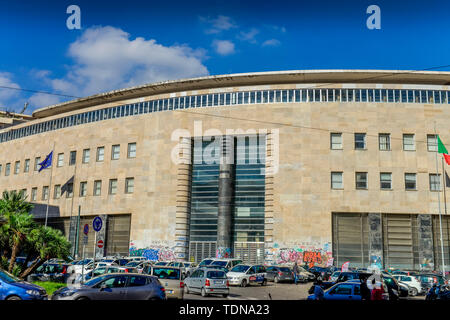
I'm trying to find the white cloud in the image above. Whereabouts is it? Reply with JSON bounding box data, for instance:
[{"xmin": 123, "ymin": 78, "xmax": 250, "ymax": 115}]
[
  {"xmin": 212, "ymin": 40, "xmax": 235, "ymax": 56},
  {"xmin": 0, "ymin": 72, "xmax": 21, "ymax": 110},
  {"xmin": 238, "ymin": 28, "xmax": 259, "ymax": 43},
  {"xmin": 40, "ymin": 26, "xmax": 209, "ymax": 101},
  {"xmin": 201, "ymin": 15, "xmax": 237, "ymax": 34},
  {"xmin": 28, "ymin": 93, "xmax": 63, "ymax": 108},
  {"xmin": 262, "ymin": 39, "xmax": 281, "ymax": 47}
]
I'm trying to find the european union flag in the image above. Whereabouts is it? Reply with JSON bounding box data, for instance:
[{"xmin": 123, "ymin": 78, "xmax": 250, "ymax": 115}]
[{"xmin": 38, "ymin": 151, "xmax": 53, "ymax": 172}]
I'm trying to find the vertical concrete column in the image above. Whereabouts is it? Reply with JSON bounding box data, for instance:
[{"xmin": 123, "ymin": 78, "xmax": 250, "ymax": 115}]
[
  {"xmin": 368, "ymin": 213, "xmax": 383, "ymax": 268},
  {"xmin": 175, "ymin": 137, "xmax": 192, "ymax": 261},
  {"xmin": 95, "ymin": 214, "xmax": 108, "ymax": 259},
  {"xmin": 216, "ymin": 135, "xmax": 234, "ymax": 258},
  {"xmin": 418, "ymin": 214, "xmax": 435, "ymax": 271}
]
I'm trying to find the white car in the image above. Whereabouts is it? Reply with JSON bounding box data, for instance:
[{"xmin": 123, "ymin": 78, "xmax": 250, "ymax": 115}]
[
  {"xmin": 167, "ymin": 261, "xmax": 197, "ymax": 277},
  {"xmin": 226, "ymin": 264, "xmax": 267, "ymax": 287},
  {"xmin": 67, "ymin": 259, "xmax": 93, "ymax": 274},
  {"xmin": 393, "ymin": 275, "xmax": 423, "ymax": 296}
]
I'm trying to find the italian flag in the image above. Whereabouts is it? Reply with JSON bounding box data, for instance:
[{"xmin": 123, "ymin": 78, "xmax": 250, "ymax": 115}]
[{"xmin": 438, "ymin": 136, "xmax": 450, "ymax": 165}]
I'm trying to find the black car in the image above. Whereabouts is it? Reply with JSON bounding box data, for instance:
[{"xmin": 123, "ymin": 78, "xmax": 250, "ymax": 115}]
[
  {"xmin": 308, "ymin": 267, "xmax": 333, "ymax": 281},
  {"xmin": 27, "ymin": 263, "xmax": 70, "ymax": 283}
]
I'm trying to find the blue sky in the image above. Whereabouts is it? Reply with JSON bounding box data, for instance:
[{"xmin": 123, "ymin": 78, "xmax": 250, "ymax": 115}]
[{"xmin": 0, "ymin": 0, "xmax": 449, "ymax": 113}]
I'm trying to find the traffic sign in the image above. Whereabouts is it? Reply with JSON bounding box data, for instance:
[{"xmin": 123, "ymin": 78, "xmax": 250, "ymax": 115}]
[
  {"xmin": 93, "ymin": 216, "xmax": 103, "ymax": 232},
  {"xmin": 97, "ymin": 239, "xmax": 104, "ymax": 248},
  {"xmin": 83, "ymin": 224, "xmax": 89, "ymax": 235},
  {"xmin": 83, "ymin": 235, "xmax": 88, "ymax": 245}
]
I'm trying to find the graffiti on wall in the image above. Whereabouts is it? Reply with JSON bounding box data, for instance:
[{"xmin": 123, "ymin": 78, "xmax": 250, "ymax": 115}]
[
  {"xmin": 265, "ymin": 241, "xmax": 332, "ymax": 267},
  {"xmin": 129, "ymin": 244, "xmax": 176, "ymax": 261},
  {"xmin": 216, "ymin": 247, "xmax": 232, "ymax": 259}
]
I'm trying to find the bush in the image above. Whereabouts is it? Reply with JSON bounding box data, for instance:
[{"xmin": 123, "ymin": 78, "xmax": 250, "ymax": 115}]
[{"xmin": 32, "ymin": 281, "xmax": 67, "ymax": 297}]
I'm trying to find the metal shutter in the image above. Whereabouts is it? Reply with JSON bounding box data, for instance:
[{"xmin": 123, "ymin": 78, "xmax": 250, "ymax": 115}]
[{"xmin": 383, "ymin": 214, "xmax": 416, "ymax": 270}]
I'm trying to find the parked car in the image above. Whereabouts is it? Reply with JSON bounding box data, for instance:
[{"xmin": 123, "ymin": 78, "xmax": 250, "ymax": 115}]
[
  {"xmin": 198, "ymin": 258, "xmax": 215, "ymax": 267},
  {"xmin": 393, "ymin": 275, "xmax": 423, "ymax": 296},
  {"xmin": 308, "ymin": 266, "xmax": 332, "ymax": 281},
  {"xmin": 307, "ymin": 280, "xmax": 388, "ymax": 301},
  {"xmin": 184, "ymin": 268, "xmax": 229, "ymax": 297},
  {"xmin": 67, "ymin": 259, "xmax": 93, "ymax": 273},
  {"xmin": 227, "ymin": 264, "xmax": 267, "ymax": 287},
  {"xmin": 298, "ymin": 266, "xmax": 315, "ymax": 281},
  {"xmin": 153, "ymin": 261, "xmax": 170, "ymax": 267},
  {"xmin": 52, "ymin": 273, "xmax": 166, "ymax": 300},
  {"xmin": 27, "ymin": 263, "xmax": 70, "ymax": 283},
  {"xmin": 265, "ymin": 266, "xmax": 295, "ymax": 283},
  {"xmin": 167, "ymin": 261, "xmax": 197, "ymax": 277},
  {"xmin": 113, "ymin": 258, "xmax": 130, "ymax": 266},
  {"xmin": 417, "ymin": 273, "xmax": 446, "ymax": 292},
  {"xmin": 202, "ymin": 265, "xmax": 229, "ymax": 274},
  {"xmin": 0, "ymin": 269, "xmax": 48, "ymax": 300},
  {"xmin": 150, "ymin": 266, "xmax": 184, "ymax": 299},
  {"xmin": 329, "ymin": 271, "xmax": 341, "ymax": 282},
  {"xmin": 125, "ymin": 256, "xmax": 147, "ymax": 263},
  {"xmin": 208, "ymin": 259, "xmax": 243, "ymax": 270},
  {"xmin": 426, "ymin": 284, "xmax": 450, "ymax": 300}
]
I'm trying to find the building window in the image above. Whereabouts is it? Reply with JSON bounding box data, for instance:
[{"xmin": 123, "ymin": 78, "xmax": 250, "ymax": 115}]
[
  {"xmin": 109, "ymin": 179, "xmax": 118, "ymax": 195},
  {"xmin": 330, "ymin": 133, "xmax": 343, "ymax": 150},
  {"xmin": 403, "ymin": 134, "xmax": 415, "ymax": 151},
  {"xmin": 427, "ymin": 135, "xmax": 438, "ymax": 152},
  {"xmin": 66, "ymin": 183, "xmax": 73, "ymax": 198},
  {"xmin": 79, "ymin": 181, "xmax": 87, "ymax": 197},
  {"xmin": 24, "ymin": 159, "xmax": 30, "ymax": 172},
  {"xmin": 380, "ymin": 172, "xmax": 392, "ymax": 189},
  {"xmin": 429, "ymin": 174, "xmax": 441, "ymax": 191},
  {"xmin": 34, "ymin": 157, "xmax": 41, "ymax": 171},
  {"xmin": 82, "ymin": 149, "xmax": 90, "ymax": 163},
  {"xmin": 5, "ymin": 163, "xmax": 10, "ymax": 176},
  {"xmin": 93, "ymin": 180, "xmax": 102, "ymax": 196},
  {"xmin": 111, "ymin": 145, "xmax": 120, "ymax": 160},
  {"xmin": 54, "ymin": 185, "xmax": 61, "ymax": 199},
  {"xmin": 379, "ymin": 134, "xmax": 391, "ymax": 151},
  {"xmin": 97, "ymin": 146, "xmax": 105, "ymax": 162},
  {"xmin": 69, "ymin": 151, "xmax": 76, "ymax": 165},
  {"xmin": 331, "ymin": 172, "xmax": 343, "ymax": 189},
  {"xmin": 42, "ymin": 186, "xmax": 49, "ymax": 200},
  {"xmin": 127, "ymin": 143, "xmax": 136, "ymax": 158},
  {"xmin": 125, "ymin": 177, "xmax": 134, "ymax": 193},
  {"xmin": 405, "ymin": 173, "xmax": 417, "ymax": 190},
  {"xmin": 31, "ymin": 187, "xmax": 37, "ymax": 201},
  {"xmin": 57, "ymin": 153, "xmax": 64, "ymax": 167},
  {"xmin": 356, "ymin": 172, "xmax": 368, "ymax": 189},
  {"xmin": 354, "ymin": 133, "xmax": 366, "ymax": 150},
  {"xmin": 14, "ymin": 161, "xmax": 20, "ymax": 174},
  {"xmin": 0, "ymin": 164, "xmax": 2, "ymax": 175}
]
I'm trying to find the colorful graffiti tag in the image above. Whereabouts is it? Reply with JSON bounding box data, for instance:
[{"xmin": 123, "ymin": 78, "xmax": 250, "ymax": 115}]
[
  {"xmin": 265, "ymin": 242, "xmax": 333, "ymax": 267},
  {"xmin": 129, "ymin": 246, "xmax": 176, "ymax": 261},
  {"xmin": 216, "ymin": 247, "xmax": 232, "ymax": 259}
]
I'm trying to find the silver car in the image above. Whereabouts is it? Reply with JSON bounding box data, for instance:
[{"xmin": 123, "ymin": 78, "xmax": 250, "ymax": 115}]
[
  {"xmin": 51, "ymin": 273, "xmax": 166, "ymax": 300},
  {"xmin": 184, "ymin": 268, "xmax": 229, "ymax": 298}
]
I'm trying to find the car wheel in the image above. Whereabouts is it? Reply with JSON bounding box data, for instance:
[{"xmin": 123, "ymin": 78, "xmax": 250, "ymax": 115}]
[
  {"xmin": 241, "ymin": 279, "xmax": 248, "ymax": 287},
  {"xmin": 201, "ymin": 287, "xmax": 208, "ymax": 297},
  {"xmin": 6, "ymin": 295, "xmax": 21, "ymax": 300},
  {"xmin": 75, "ymin": 297, "xmax": 89, "ymax": 301},
  {"xmin": 184, "ymin": 285, "xmax": 190, "ymax": 294},
  {"xmin": 261, "ymin": 279, "xmax": 267, "ymax": 286},
  {"xmin": 222, "ymin": 294, "xmax": 228, "ymax": 298},
  {"xmin": 410, "ymin": 287, "xmax": 418, "ymax": 296},
  {"xmin": 274, "ymin": 276, "xmax": 279, "ymax": 283}
]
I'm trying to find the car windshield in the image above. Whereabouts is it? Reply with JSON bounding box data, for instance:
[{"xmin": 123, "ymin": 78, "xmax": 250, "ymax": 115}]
[
  {"xmin": 279, "ymin": 267, "xmax": 291, "ymax": 272},
  {"xmin": 332, "ymin": 272, "xmax": 340, "ymax": 276},
  {"xmin": 155, "ymin": 262, "xmax": 168, "ymax": 266},
  {"xmin": 207, "ymin": 271, "xmax": 227, "ymax": 279},
  {"xmin": 152, "ymin": 268, "xmax": 180, "ymax": 280},
  {"xmin": 199, "ymin": 259, "xmax": 214, "ymax": 266},
  {"xmin": 85, "ymin": 274, "xmax": 110, "ymax": 287},
  {"xmin": 0, "ymin": 269, "xmax": 20, "ymax": 283},
  {"xmin": 126, "ymin": 262, "xmax": 139, "ymax": 267},
  {"xmin": 211, "ymin": 261, "xmax": 227, "ymax": 267},
  {"xmin": 231, "ymin": 265, "xmax": 250, "ymax": 273}
]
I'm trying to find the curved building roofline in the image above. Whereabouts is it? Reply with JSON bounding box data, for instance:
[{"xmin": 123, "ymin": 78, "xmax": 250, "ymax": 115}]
[{"xmin": 32, "ymin": 69, "xmax": 450, "ymax": 118}]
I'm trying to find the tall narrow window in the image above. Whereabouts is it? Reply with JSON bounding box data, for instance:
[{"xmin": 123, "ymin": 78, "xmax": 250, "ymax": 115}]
[
  {"xmin": 34, "ymin": 157, "xmax": 41, "ymax": 171},
  {"xmin": 57, "ymin": 153, "xmax": 64, "ymax": 167},
  {"xmin": 354, "ymin": 133, "xmax": 366, "ymax": 150},
  {"xmin": 109, "ymin": 179, "xmax": 118, "ymax": 195},
  {"xmin": 379, "ymin": 134, "xmax": 391, "ymax": 151},
  {"xmin": 330, "ymin": 133, "xmax": 343, "ymax": 150},
  {"xmin": 93, "ymin": 180, "xmax": 102, "ymax": 196},
  {"xmin": 42, "ymin": 186, "xmax": 49, "ymax": 200},
  {"xmin": 14, "ymin": 161, "xmax": 20, "ymax": 174},
  {"xmin": 54, "ymin": 185, "xmax": 61, "ymax": 199},
  {"xmin": 127, "ymin": 143, "xmax": 136, "ymax": 158},
  {"xmin": 82, "ymin": 149, "xmax": 90, "ymax": 163},
  {"xmin": 69, "ymin": 151, "xmax": 77, "ymax": 165},
  {"xmin": 111, "ymin": 145, "xmax": 120, "ymax": 160},
  {"xmin": 24, "ymin": 159, "xmax": 30, "ymax": 173},
  {"xmin": 403, "ymin": 134, "xmax": 415, "ymax": 151},
  {"xmin": 5, "ymin": 163, "xmax": 10, "ymax": 176},
  {"xmin": 429, "ymin": 174, "xmax": 441, "ymax": 191},
  {"xmin": 380, "ymin": 173, "xmax": 392, "ymax": 190},
  {"xmin": 125, "ymin": 177, "xmax": 134, "ymax": 193},
  {"xmin": 97, "ymin": 146, "xmax": 105, "ymax": 162},
  {"xmin": 79, "ymin": 182, "xmax": 87, "ymax": 197},
  {"xmin": 31, "ymin": 187, "xmax": 37, "ymax": 201},
  {"xmin": 427, "ymin": 135, "xmax": 438, "ymax": 152}
]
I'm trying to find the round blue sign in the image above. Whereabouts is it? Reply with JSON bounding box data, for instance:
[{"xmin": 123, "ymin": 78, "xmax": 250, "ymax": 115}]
[
  {"xmin": 83, "ymin": 224, "xmax": 89, "ymax": 235},
  {"xmin": 93, "ymin": 216, "xmax": 103, "ymax": 232}
]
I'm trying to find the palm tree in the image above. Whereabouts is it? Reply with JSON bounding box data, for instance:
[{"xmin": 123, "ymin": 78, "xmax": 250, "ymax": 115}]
[{"xmin": 20, "ymin": 226, "xmax": 71, "ymax": 278}]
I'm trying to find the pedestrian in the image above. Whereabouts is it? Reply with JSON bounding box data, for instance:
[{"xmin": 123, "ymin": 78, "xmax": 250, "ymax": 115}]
[
  {"xmin": 370, "ymin": 279, "xmax": 383, "ymax": 301},
  {"xmin": 313, "ymin": 279, "xmax": 324, "ymax": 300},
  {"xmin": 293, "ymin": 261, "xmax": 299, "ymax": 285},
  {"xmin": 359, "ymin": 274, "xmax": 370, "ymax": 301}
]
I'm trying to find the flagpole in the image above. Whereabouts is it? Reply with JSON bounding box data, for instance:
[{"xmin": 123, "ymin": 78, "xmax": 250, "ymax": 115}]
[
  {"xmin": 443, "ymin": 157, "xmax": 448, "ymax": 216},
  {"xmin": 434, "ymin": 125, "xmax": 446, "ymax": 277},
  {"xmin": 44, "ymin": 142, "xmax": 55, "ymax": 227}
]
